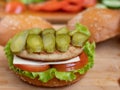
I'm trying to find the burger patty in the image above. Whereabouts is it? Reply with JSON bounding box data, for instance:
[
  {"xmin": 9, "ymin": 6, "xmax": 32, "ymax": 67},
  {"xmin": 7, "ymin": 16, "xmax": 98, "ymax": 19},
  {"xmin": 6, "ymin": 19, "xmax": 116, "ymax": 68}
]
[{"xmin": 17, "ymin": 46, "xmax": 83, "ymax": 61}]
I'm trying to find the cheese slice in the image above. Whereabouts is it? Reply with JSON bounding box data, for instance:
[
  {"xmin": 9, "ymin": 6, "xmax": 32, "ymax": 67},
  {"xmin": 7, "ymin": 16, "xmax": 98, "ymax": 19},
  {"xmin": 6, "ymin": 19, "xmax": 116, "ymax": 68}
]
[{"xmin": 13, "ymin": 56, "xmax": 80, "ymax": 65}]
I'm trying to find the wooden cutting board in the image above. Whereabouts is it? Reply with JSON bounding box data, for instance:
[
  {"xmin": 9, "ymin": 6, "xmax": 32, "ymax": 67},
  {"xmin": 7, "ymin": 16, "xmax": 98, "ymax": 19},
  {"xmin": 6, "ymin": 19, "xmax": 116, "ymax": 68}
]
[{"xmin": 0, "ymin": 36, "xmax": 120, "ymax": 90}]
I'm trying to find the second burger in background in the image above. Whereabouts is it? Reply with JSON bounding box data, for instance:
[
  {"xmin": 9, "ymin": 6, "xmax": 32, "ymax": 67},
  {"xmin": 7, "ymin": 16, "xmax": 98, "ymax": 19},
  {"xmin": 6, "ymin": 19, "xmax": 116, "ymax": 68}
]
[{"xmin": 68, "ymin": 8, "xmax": 120, "ymax": 42}]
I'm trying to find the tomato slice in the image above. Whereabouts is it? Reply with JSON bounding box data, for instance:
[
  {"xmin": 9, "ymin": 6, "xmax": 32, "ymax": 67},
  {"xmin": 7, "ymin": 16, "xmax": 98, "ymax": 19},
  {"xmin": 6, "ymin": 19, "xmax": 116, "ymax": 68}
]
[
  {"xmin": 61, "ymin": 0, "xmax": 84, "ymax": 12},
  {"xmin": 14, "ymin": 64, "xmax": 50, "ymax": 72},
  {"xmin": 5, "ymin": 2, "xmax": 26, "ymax": 14},
  {"xmin": 52, "ymin": 52, "xmax": 88, "ymax": 72},
  {"xmin": 41, "ymin": 0, "xmax": 62, "ymax": 11},
  {"xmin": 29, "ymin": 0, "xmax": 62, "ymax": 11},
  {"xmin": 83, "ymin": 0, "xmax": 97, "ymax": 8}
]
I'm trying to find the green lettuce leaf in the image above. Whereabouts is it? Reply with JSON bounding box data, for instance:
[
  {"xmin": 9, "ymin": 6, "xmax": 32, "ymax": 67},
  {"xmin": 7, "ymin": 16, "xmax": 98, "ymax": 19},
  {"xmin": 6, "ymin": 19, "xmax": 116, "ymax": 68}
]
[
  {"xmin": 21, "ymin": 0, "xmax": 46, "ymax": 4},
  {"xmin": 4, "ymin": 41, "xmax": 95, "ymax": 83},
  {"xmin": 37, "ymin": 68, "xmax": 55, "ymax": 83},
  {"xmin": 75, "ymin": 23, "xmax": 91, "ymax": 36},
  {"xmin": 55, "ymin": 71, "xmax": 76, "ymax": 81},
  {"xmin": 69, "ymin": 23, "xmax": 91, "ymax": 37},
  {"xmin": 84, "ymin": 41, "xmax": 95, "ymax": 57},
  {"xmin": 4, "ymin": 40, "xmax": 13, "ymax": 68}
]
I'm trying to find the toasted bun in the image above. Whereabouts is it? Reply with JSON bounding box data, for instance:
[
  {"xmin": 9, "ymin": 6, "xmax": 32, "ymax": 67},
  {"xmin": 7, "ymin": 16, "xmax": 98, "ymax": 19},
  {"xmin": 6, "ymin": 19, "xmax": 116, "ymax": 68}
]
[
  {"xmin": 0, "ymin": 13, "xmax": 52, "ymax": 46},
  {"xmin": 17, "ymin": 73, "xmax": 85, "ymax": 87},
  {"xmin": 68, "ymin": 8, "xmax": 120, "ymax": 42}
]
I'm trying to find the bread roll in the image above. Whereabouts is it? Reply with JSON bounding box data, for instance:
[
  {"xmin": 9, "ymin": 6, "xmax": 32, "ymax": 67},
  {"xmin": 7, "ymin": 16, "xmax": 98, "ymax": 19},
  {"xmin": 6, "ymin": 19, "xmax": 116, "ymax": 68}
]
[
  {"xmin": 17, "ymin": 73, "xmax": 85, "ymax": 87},
  {"xmin": 0, "ymin": 13, "xmax": 52, "ymax": 46},
  {"xmin": 68, "ymin": 8, "xmax": 120, "ymax": 42}
]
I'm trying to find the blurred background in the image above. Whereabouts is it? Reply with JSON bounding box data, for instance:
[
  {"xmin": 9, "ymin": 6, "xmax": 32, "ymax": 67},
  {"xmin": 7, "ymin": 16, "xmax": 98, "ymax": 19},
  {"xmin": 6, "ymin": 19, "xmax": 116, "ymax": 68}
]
[{"xmin": 0, "ymin": 0, "xmax": 120, "ymax": 24}]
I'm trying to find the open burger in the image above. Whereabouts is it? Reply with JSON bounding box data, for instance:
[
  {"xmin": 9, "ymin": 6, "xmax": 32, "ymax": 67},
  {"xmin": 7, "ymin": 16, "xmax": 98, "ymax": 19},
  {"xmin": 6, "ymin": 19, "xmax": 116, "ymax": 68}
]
[{"xmin": 4, "ymin": 23, "xmax": 95, "ymax": 87}]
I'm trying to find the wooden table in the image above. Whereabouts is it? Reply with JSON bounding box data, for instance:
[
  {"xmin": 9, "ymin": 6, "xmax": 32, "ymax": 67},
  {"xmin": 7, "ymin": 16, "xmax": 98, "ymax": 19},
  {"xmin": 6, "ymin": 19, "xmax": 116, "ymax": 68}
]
[{"xmin": 0, "ymin": 36, "xmax": 120, "ymax": 90}]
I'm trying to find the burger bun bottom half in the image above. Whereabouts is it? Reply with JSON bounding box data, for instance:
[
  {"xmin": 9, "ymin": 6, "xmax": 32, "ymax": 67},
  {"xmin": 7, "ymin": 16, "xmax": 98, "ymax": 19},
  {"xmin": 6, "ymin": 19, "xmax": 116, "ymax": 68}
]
[{"xmin": 17, "ymin": 73, "xmax": 85, "ymax": 87}]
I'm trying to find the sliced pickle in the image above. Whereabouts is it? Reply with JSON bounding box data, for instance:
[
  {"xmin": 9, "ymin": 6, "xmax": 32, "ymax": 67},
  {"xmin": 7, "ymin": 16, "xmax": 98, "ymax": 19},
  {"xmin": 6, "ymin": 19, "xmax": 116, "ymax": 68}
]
[
  {"xmin": 72, "ymin": 33, "xmax": 89, "ymax": 47},
  {"xmin": 42, "ymin": 28, "xmax": 55, "ymax": 35},
  {"xmin": 56, "ymin": 34, "xmax": 70, "ymax": 52},
  {"xmin": 29, "ymin": 28, "xmax": 42, "ymax": 35},
  {"xmin": 26, "ymin": 34, "xmax": 43, "ymax": 53},
  {"xmin": 56, "ymin": 27, "xmax": 69, "ymax": 35},
  {"xmin": 42, "ymin": 34, "xmax": 55, "ymax": 53},
  {"xmin": 10, "ymin": 31, "xmax": 28, "ymax": 53}
]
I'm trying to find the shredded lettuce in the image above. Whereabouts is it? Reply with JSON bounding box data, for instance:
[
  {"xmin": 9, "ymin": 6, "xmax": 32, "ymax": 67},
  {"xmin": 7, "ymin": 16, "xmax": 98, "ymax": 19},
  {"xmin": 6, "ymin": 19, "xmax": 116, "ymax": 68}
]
[{"xmin": 4, "ymin": 41, "xmax": 95, "ymax": 83}]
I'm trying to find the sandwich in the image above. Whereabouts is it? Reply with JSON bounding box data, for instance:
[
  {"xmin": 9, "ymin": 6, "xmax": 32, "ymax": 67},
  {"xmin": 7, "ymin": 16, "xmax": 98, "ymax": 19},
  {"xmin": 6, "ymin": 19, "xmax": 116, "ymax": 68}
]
[{"xmin": 4, "ymin": 23, "xmax": 95, "ymax": 87}]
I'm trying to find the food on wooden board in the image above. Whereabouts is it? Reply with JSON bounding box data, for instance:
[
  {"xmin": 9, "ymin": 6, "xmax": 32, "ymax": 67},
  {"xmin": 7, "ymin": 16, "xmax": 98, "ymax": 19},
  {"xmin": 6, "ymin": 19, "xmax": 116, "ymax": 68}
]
[{"xmin": 4, "ymin": 23, "xmax": 95, "ymax": 87}]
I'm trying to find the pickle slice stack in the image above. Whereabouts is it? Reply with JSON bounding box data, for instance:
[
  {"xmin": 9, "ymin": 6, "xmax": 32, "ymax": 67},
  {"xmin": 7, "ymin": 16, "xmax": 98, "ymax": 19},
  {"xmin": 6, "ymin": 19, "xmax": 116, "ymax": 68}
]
[{"xmin": 10, "ymin": 24, "xmax": 90, "ymax": 53}]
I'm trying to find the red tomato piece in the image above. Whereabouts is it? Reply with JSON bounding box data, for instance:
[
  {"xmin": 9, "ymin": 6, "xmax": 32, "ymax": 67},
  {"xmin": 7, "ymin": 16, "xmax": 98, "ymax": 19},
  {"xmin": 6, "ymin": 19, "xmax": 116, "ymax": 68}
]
[
  {"xmin": 52, "ymin": 52, "xmax": 88, "ymax": 72},
  {"xmin": 5, "ymin": 2, "xmax": 26, "ymax": 14},
  {"xmin": 61, "ymin": 0, "xmax": 84, "ymax": 12},
  {"xmin": 29, "ymin": 0, "xmax": 62, "ymax": 11},
  {"xmin": 41, "ymin": 0, "xmax": 62, "ymax": 11},
  {"xmin": 14, "ymin": 64, "xmax": 50, "ymax": 72}
]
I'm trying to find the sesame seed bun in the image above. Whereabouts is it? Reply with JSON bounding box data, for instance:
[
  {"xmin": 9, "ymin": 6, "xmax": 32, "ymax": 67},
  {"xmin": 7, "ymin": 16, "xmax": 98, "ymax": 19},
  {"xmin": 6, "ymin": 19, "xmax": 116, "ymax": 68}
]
[
  {"xmin": 17, "ymin": 73, "xmax": 85, "ymax": 87},
  {"xmin": 68, "ymin": 8, "xmax": 120, "ymax": 42},
  {"xmin": 0, "ymin": 13, "xmax": 52, "ymax": 46}
]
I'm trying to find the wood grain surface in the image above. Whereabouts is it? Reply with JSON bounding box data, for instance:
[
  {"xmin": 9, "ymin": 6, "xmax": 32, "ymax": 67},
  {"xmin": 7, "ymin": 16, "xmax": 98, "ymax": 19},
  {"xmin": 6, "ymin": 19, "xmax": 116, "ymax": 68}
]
[{"xmin": 0, "ymin": 34, "xmax": 120, "ymax": 90}]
